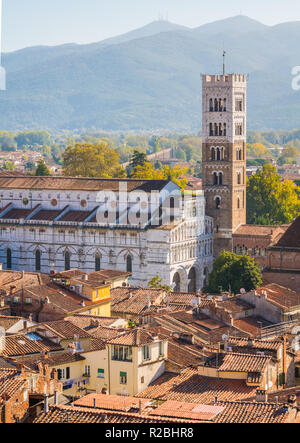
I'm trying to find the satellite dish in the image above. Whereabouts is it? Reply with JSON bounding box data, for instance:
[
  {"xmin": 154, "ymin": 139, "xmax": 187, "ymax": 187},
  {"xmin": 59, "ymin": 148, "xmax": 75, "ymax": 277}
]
[
  {"xmin": 191, "ymin": 298, "xmax": 198, "ymax": 307},
  {"xmin": 222, "ymin": 334, "xmax": 229, "ymax": 342},
  {"xmin": 240, "ymin": 288, "xmax": 246, "ymax": 294}
]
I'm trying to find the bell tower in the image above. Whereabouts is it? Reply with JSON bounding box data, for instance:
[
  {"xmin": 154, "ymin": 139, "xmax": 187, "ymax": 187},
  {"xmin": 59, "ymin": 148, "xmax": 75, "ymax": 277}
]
[{"xmin": 202, "ymin": 73, "xmax": 247, "ymax": 257}]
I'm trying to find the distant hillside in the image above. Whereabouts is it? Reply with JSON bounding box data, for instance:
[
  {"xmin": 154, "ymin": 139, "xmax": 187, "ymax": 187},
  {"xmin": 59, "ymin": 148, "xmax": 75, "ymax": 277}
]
[{"xmin": 1, "ymin": 15, "xmax": 300, "ymax": 132}]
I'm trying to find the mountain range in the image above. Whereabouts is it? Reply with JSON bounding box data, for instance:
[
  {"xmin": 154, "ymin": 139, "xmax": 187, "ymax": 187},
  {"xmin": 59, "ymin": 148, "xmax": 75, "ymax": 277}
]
[{"xmin": 2, "ymin": 15, "xmax": 300, "ymax": 132}]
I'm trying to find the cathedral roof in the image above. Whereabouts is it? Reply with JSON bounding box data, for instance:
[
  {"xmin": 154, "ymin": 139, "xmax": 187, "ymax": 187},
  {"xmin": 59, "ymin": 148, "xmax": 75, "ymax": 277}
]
[
  {"xmin": 274, "ymin": 216, "xmax": 300, "ymax": 249},
  {"xmin": 0, "ymin": 176, "xmax": 171, "ymax": 193}
]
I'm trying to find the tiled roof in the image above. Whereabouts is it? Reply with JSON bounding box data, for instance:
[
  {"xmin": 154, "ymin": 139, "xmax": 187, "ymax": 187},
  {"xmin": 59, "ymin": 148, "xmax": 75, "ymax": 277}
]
[
  {"xmin": 0, "ymin": 177, "xmax": 170, "ymax": 193},
  {"xmin": 3, "ymin": 334, "xmax": 63, "ymax": 357},
  {"xmin": 110, "ymin": 287, "xmax": 164, "ymax": 315},
  {"xmin": 149, "ymin": 401, "xmax": 224, "ymax": 421},
  {"xmin": 234, "ymin": 224, "xmax": 286, "ymax": 238},
  {"xmin": 216, "ymin": 297, "xmax": 254, "ymax": 313},
  {"xmin": 234, "ymin": 316, "xmax": 273, "ymax": 336},
  {"xmin": 33, "ymin": 405, "xmax": 200, "ymax": 423},
  {"xmin": 275, "ymin": 216, "xmax": 300, "ymax": 248},
  {"xmin": 37, "ymin": 320, "xmax": 92, "ymax": 339},
  {"xmin": 0, "ymin": 369, "xmax": 26, "ymax": 400},
  {"xmin": 0, "ymin": 356, "xmax": 18, "ymax": 369},
  {"xmin": 59, "ymin": 210, "xmax": 93, "ymax": 223},
  {"xmin": 137, "ymin": 368, "xmax": 257, "ymax": 404},
  {"xmin": 1, "ymin": 208, "xmax": 34, "ymax": 220},
  {"xmin": 31, "ymin": 209, "xmax": 62, "ymax": 221},
  {"xmin": 0, "ymin": 270, "xmax": 50, "ymax": 292},
  {"xmin": 107, "ymin": 329, "xmax": 156, "ymax": 347},
  {"xmin": 218, "ymin": 353, "xmax": 271, "ymax": 373},
  {"xmin": 74, "ymin": 394, "xmax": 150, "ymax": 412},
  {"xmin": 66, "ymin": 315, "xmax": 123, "ymax": 341},
  {"xmin": 0, "ymin": 315, "xmax": 26, "ymax": 331},
  {"xmin": 256, "ymin": 284, "xmax": 300, "ymax": 309},
  {"xmin": 22, "ymin": 353, "xmax": 86, "ymax": 371},
  {"xmin": 214, "ymin": 401, "xmax": 291, "ymax": 424},
  {"xmin": 228, "ymin": 337, "xmax": 282, "ymax": 352}
]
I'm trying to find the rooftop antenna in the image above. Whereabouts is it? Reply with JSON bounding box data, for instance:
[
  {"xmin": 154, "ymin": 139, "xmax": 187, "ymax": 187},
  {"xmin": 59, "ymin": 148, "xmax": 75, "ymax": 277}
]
[{"xmin": 222, "ymin": 50, "xmax": 226, "ymax": 76}]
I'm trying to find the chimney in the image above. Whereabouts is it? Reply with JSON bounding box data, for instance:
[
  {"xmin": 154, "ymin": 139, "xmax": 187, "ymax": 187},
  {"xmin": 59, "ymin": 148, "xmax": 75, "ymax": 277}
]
[
  {"xmin": 23, "ymin": 320, "xmax": 28, "ymax": 330},
  {"xmin": 84, "ymin": 274, "xmax": 88, "ymax": 281},
  {"xmin": 68, "ymin": 343, "xmax": 77, "ymax": 355},
  {"xmin": 288, "ymin": 394, "xmax": 297, "ymax": 409},
  {"xmin": 139, "ymin": 400, "xmax": 142, "ymax": 415},
  {"xmin": 256, "ymin": 389, "xmax": 268, "ymax": 403},
  {"xmin": 44, "ymin": 395, "xmax": 49, "ymax": 414},
  {"xmin": 93, "ymin": 397, "xmax": 97, "ymax": 409},
  {"xmin": 214, "ymin": 396, "xmax": 218, "ymax": 405},
  {"xmin": 248, "ymin": 336, "xmax": 254, "ymax": 348},
  {"xmin": 54, "ymin": 390, "xmax": 59, "ymax": 406}
]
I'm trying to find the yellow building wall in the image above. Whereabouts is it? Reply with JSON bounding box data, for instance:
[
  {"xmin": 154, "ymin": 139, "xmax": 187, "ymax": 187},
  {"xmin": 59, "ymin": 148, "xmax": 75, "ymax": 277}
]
[
  {"xmin": 52, "ymin": 360, "xmax": 86, "ymax": 396},
  {"xmin": 81, "ymin": 349, "xmax": 109, "ymax": 394}
]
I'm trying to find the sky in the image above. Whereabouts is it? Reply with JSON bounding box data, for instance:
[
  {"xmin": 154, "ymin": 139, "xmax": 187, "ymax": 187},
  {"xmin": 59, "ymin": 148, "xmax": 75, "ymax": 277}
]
[{"xmin": 2, "ymin": 0, "xmax": 300, "ymax": 52}]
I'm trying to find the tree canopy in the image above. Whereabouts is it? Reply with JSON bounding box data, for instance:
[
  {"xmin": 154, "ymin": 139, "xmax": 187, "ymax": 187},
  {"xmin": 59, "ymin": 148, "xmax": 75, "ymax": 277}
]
[
  {"xmin": 247, "ymin": 163, "xmax": 300, "ymax": 225},
  {"xmin": 131, "ymin": 162, "xmax": 188, "ymax": 191},
  {"xmin": 148, "ymin": 275, "xmax": 172, "ymax": 292},
  {"xmin": 63, "ymin": 142, "xmax": 126, "ymax": 178},
  {"xmin": 205, "ymin": 251, "xmax": 263, "ymax": 295},
  {"xmin": 35, "ymin": 160, "xmax": 51, "ymax": 176}
]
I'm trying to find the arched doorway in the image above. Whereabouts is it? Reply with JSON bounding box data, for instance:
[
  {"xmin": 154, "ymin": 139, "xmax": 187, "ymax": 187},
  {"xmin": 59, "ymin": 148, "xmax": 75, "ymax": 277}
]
[
  {"xmin": 65, "ymin": 251, "xmax": 71, "ymax": 271},
  {"xmin": 188, "ymin": 268, "xmax": 197, "ymax": 293},
  {"xmin": 126, "ymin": 255, "xmax": 133, "ymax": 273},
  {"xmin": 173, "ymin": 272, "xmax": 181, "ymax": 292}
]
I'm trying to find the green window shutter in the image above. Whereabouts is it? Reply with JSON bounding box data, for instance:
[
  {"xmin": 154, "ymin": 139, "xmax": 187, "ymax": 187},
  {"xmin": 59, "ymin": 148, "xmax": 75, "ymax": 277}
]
[
  {"xmin": 120, "ymin": 372, "xmax": 127, "ymax": 377},
  {"xmin": 98, "ymin": 369, "xmax": 104, "ymax": 374}
]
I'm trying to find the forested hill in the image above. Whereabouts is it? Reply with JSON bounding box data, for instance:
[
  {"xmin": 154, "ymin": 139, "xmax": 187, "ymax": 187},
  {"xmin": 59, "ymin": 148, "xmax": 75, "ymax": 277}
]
[{"xmin": 2, "ymin": 15, "xmax": 300, "ymax": 131}]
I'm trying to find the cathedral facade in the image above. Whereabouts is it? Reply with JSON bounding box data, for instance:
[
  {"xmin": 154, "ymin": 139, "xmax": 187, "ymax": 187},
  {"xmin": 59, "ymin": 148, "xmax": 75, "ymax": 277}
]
[{"xmin": 0, "ymin": 176, "xmax": 213, "ymax": 292}]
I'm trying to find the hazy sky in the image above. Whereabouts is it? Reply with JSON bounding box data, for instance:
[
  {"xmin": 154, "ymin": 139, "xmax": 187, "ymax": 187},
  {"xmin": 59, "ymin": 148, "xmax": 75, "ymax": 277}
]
[{"xmin": 3, "ymin": 0, "xmax": 300, "ymax": 52}]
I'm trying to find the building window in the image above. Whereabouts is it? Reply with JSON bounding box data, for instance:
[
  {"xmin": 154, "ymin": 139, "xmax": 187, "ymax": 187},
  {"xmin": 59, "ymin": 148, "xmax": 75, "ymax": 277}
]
[
  {"xmin": 159, "ymin": 342, "xmax": 164, "ymax": 357},
  {"xmin": 237, "ymin": 172, "xmax": 241, "ymax": 185},
  {"xmin": 215, "ymin": 197, "xmax": 221, "ymax": 210},
  {"xmin": 95, "ymin": 254, "xmax": 101, "ymax": 272},
  {"xmin": 142, "ymin": 345, "xmax": 151, "ymax": 361},
  {"xmin": 84, "ymin": 366, "xmax": 91, "ymax": 377},
  {"xmin": 6, "ymin": 248, "xmax": 12, "ymax": 270},
  {"xmin": 141, "ymin": 376, "xmax": 145, "ymax": 384},
  {"xmin": 235, "ymin": 124, "xmax": 243, "ymax": 136},
  {"xmin": 112, "ymin": 345, "xmax": 133, "ymax": 362},
  {"xmin": 35, "ymin": 250, "xmax": 41, "ymax": 272},
  {"xmin": 120, "ymin": 372, "xmax": 127, "ymax": 385},
  {"xmin": 65, "ymin": 251, "xmax": 71, "ymax": 271},
  {"xmin": 126, "ymin": 255, "xmax": 132, "ymax": 273},
  {"xmin": 66, "ymin": 367, "xmax": 70, "ymax": 380},
  {"xmin": 97, "ymin": 369, "xmax": 105, "ymax": 379}
]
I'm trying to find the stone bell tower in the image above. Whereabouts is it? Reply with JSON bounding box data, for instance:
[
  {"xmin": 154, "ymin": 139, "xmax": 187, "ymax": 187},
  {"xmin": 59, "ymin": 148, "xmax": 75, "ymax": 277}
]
[{"xmin": 202, "ymin": 73, "xmax": 247, "ymax": 257}]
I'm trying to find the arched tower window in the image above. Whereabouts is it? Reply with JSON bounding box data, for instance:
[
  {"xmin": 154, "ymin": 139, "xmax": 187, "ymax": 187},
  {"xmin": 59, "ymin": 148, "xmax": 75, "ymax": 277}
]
[
  {"xmin": 35, "ymin": 250, "xmax": 41, "ymax": 272},
  {"xmin": 126, "ymin": 255, "xmax": 132, "ymax": 273},
  {"xmin": 209, "ymin": 99, "xmax": 213, "ymax": 112},
  {"xmin": 95, "ymin": 254, "xmax": 101, "ymax": 272},
  {"xmin": 65, "ymin": 251, "xmax": 71, "ymax": 271},
  {"xmin": 218, "ymin": 172, "xmax": 223, "ymax": 185},
  {"xmin": 211, "ymin": 147, "xmax": 216, "ymax": 161},
  {"xmin": 237, "ymin": 196, "xmax": 241, "ymax": 209},
  {"xmin": 214, "ymin": 98, "xmax": 218, "ymax": 112},
  {"xmin": 237, "ymin": 172, "xmax": 241, "ymax": 185},
  {"xmin": 216, "ymin": 148, "xmax": 221, "ymax": 161},
  {"xmin": 6, "ymin": 248, "xmax": 12, "ymax": 270},
  {"xmin": 213, "ymin": 172, "xmax": 218, "ymax": 185}
]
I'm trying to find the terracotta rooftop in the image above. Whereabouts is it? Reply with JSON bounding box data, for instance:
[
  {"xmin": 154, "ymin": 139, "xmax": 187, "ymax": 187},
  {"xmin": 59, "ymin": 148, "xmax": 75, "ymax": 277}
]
[
  {"xmin": 3, "ymin": 334, "xmax": 63, "ymax": 357},
  {"xmin": 255, "ymin": 284, "xmax": 300, "ymax": 309},
  {"xmin": 234, "ymin": 224, "xmax": 286, "ymax": 238},
  {"xmin": 0, "ymin": 176, "xmax": 170, "ymax": 193},
  {"xmin": 107, "ymin": 329, "xmax": 158, "ymax": 347},
  {"xmin": 0, "ymin": 270, "xmax": 50, "ymax": 292},
  {"xmin": 22, "ymin": 353, "xmax": 86, "ymax": 371},
  {"xmin": 137, "ymin": 368, "xmax": 257, "ymax": 404},
  {"xmin": 35, "ymin": 320, "xmax": 92, "ymax": 339},
  {"xmin": 33, "ymin": 400, "xmax": 294, "ymax": 424},
  {"xmin": 110, "ymin": 287, "xmax": 164, "ymax": 315},
  {"xmin": 0, "ymin": 315, "xmax": 28, "ymax": 331},
  {"xmin": 74, "ymin": 394, "xmax": 150, "ymax": 412},
  {"xmin": 234, "ymin": 316, "xmax": 273, "ymax": 336},
  {"xmin": 274, "ymin": 216, "xmax": 300, "ymax": 249},
  {"xmin": 0, "ymin": 368, "xmax": 26, "ymax": 400},
  {"xmin": 228, "ymin": 337, "xmax": 282, "ymax": 353},
  {"xmin": 218, "ymin": 352, "xmax": 271, "ymax": 373}
]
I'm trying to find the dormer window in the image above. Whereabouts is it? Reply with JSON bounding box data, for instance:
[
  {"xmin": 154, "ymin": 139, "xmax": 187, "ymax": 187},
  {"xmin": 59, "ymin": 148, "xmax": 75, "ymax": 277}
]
[{"xmin": 142, "ymin": 345, "xmax": 151, "ymax": 361}]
